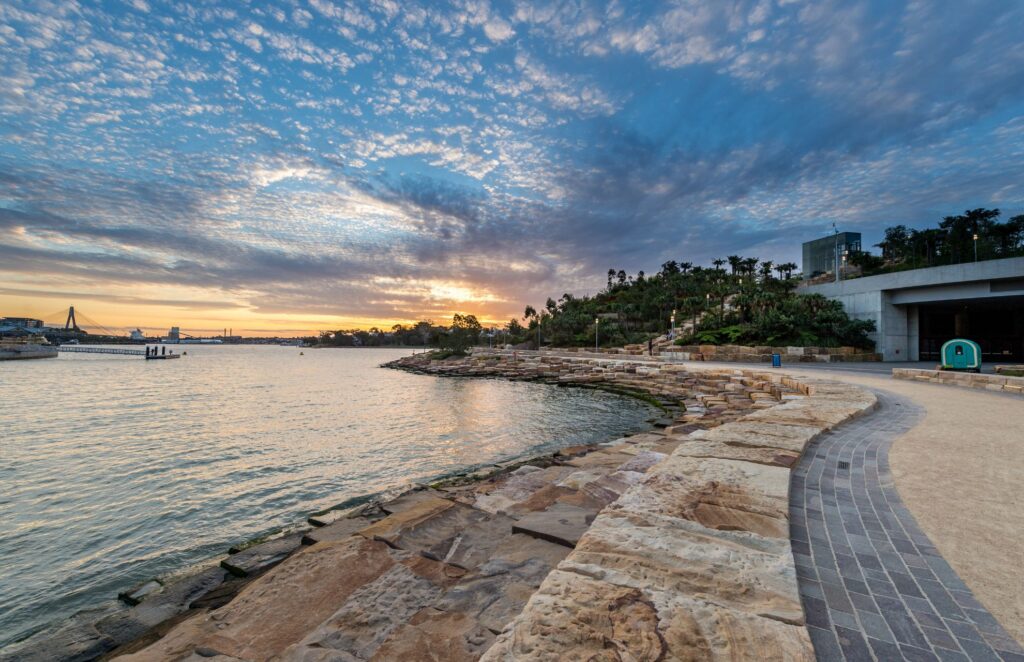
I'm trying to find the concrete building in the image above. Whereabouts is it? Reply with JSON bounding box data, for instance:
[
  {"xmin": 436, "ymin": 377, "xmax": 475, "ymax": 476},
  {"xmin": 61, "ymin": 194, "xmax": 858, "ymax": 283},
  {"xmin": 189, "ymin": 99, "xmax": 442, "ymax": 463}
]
[
  {"xmin": 802, "ymin": 232, "xmax": 862, "ymax": 278},
  {"xmin": 0, "ymin": 317, "xmax": 47, "ymax": 336},
  {"xmin": 799, "ymin": 256, "xmax": 1024, "ymax": 361}
]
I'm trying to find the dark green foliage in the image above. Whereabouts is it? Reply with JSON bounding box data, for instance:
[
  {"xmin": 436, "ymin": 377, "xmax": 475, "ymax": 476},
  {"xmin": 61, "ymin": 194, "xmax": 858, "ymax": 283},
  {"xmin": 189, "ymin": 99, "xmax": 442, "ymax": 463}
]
[
  {"xmin": 501, "ymin": 257, "xmax": 876, "ymax": 350},
  {"xmin": 314, "ymin": 320, "xmax": 445, "ymax": 347},
  {"xmin": 439, "ymin": 313, "xmax": 483, "ymax": 353},
  {"xmin": 872, "ymin": 209, "xmax": 1024, "ymax": 273}
]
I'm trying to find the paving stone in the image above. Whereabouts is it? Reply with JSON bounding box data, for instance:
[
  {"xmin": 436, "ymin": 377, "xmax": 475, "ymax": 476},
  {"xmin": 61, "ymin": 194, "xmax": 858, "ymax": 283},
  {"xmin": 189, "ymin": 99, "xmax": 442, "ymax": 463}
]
[
  {"xmin": 789, "ymin": 390, "xmax": 1022, "ymax": 662},
  {"xmin": 510, "ymin": 501, "xmax": 594, "ymax": 548}
]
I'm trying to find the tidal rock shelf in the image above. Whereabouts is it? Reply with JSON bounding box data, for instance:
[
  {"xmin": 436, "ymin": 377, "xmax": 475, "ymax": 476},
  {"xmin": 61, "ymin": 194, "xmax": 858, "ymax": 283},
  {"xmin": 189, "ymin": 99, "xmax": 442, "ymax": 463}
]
[{"xmin": 2, "ymin": 351, "xmax": 875, "ymax": 661}]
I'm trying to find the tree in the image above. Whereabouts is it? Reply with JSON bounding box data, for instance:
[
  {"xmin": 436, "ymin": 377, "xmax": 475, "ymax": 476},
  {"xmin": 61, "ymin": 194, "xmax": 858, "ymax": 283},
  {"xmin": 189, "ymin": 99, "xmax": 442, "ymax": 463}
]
[{"xmin": 438, "ymin": 313, "xmax": 482, "ymax": 354}]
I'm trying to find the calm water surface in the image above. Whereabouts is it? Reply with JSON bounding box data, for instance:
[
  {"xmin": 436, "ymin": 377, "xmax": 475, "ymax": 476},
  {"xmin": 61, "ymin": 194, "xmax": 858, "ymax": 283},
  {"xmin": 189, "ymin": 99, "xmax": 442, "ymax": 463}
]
[{"xmin": 0, "ymin": 346, "xmax": 654, "ymax": 646}]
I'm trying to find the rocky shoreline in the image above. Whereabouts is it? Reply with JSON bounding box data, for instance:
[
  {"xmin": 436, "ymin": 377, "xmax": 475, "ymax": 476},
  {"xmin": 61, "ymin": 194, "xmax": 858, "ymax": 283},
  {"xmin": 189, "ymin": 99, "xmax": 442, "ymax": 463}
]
[
  {"xmin": 0, "ymin": 354, "xmax": 669, "ymax": 661},
  {"xmin": 3, "ymin": 350, "xmax": 876, "ymax": 661}
]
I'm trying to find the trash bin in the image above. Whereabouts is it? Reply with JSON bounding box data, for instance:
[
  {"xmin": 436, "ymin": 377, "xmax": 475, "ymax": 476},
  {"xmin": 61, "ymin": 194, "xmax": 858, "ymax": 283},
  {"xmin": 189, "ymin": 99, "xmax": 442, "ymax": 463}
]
[
  {"xmin": 940, "ymin": 338, "xmax": 981, "ymax": 372},
  {"xmin": 771, "ymin": 353, "xmax": 782, "ymax": 368}
]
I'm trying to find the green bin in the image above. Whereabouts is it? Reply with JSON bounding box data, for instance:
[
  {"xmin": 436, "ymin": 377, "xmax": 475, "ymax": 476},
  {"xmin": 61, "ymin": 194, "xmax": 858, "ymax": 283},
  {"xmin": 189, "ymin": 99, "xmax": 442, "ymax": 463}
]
[{"xmin": 940, "ymin": 338, "xmax": 981, "ymax": 372}]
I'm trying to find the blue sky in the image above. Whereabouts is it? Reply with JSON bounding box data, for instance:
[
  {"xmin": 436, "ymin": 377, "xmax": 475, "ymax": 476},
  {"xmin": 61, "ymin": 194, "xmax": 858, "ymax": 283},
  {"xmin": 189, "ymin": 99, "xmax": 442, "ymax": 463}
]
[{"xmin": 1, "ymin": 0, "xmax": 1023, "ymax": 332}]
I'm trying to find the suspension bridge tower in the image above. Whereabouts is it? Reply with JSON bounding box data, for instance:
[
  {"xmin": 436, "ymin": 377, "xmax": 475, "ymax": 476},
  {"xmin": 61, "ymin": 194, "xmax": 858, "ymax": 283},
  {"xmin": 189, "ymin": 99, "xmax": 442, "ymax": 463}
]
[{"xmin": 64, "ymin": 306, "xmax": 80, "ymax": 332}]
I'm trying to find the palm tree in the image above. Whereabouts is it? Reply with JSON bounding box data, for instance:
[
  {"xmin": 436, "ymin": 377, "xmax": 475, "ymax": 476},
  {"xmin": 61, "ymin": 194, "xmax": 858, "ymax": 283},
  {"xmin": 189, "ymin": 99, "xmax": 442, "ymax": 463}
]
[{"xmin": 726, "ymin": 255, "xmax": 741, "ymax": 274}]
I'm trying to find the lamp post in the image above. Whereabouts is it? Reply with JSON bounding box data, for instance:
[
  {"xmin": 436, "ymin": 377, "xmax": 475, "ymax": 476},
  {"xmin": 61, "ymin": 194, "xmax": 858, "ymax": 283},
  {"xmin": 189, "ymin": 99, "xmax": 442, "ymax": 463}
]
[
  {"xmin": 841, "ymin": 250, "xmax": 848, "ymax": 280},
  {"xmin": 833, "ymin": 221, "xmax": 840, "ymax": 284},
  {"xmin": 973, "ymin": 233, "xmax": 979, "ymax": 262},
  {"xmin": 594, "ymin": 317, "xmax": 600, "ymax": 351},
  {"xmin": 671, "ymin": 309, "xmax": 676, "ymax": 340}
]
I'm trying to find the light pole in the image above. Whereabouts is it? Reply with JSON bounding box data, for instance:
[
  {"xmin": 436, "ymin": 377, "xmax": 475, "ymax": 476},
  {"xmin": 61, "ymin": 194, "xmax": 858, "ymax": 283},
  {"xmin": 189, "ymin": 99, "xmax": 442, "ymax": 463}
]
[
  {"xmin": 671, "ymin": 309, "xmax": 676, "ymax": 340},
  {"xmin": 594, "ymin": 317, "xmax": 600, "ymax": 351},
  {"xmin": 841, "ymin": 250, "xmax": 848, "ymax": 280},
  {"xmin": 973, "ymin": 233, "xmax": 979, "ymax": 262},
  {"xmin": 833, "ymin": 221, "xmax": 840, "ymax": 284}
]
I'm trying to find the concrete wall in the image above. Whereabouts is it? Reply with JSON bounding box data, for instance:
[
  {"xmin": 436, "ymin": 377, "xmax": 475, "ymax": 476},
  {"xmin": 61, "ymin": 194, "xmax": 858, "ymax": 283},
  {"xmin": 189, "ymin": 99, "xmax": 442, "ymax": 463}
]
[{"xmin": 800, "ymin": 257, "xmax": 1024, "ymax": 361}]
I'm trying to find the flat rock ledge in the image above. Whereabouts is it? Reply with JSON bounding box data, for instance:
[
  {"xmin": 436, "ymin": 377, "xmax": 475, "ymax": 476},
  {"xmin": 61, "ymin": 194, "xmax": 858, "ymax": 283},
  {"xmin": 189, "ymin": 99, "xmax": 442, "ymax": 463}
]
[
  {"xmin": 407, "ymin": 352, "xmax": 878, "ymax": 661},
  {"xmin": 3, "ymin": 352, "xmax": 875, "ymax": 662}
]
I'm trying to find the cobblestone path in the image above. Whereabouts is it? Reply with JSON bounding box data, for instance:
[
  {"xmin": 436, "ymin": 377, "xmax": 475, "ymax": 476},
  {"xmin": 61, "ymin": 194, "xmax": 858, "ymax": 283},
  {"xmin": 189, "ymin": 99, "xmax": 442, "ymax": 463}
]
[{"xmin": 790, "ymin": 389, "xmax": 1024, "ymax": 661}]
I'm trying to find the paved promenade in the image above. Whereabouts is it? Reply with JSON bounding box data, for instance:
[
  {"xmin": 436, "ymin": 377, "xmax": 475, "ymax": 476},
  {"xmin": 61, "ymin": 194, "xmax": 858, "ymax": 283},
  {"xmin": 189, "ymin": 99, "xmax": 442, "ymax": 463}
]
[{"xmin": 791, "ymin": 389, "xmax": 1024, "ymax": 661}]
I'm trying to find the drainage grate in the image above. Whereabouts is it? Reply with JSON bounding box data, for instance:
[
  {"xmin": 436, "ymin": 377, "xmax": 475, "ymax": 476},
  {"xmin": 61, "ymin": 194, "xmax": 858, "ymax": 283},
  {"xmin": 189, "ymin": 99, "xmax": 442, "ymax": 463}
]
[{"xmin": 837, "ymin": 461, "xmax": 850, "ymax": 470}]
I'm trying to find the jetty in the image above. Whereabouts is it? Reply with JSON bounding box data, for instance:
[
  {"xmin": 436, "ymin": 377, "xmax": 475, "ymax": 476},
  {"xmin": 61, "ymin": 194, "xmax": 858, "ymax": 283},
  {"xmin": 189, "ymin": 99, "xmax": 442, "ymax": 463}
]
[{"xmin": 54, "ymin": 346, "xmax": 180, "ymax": 359}]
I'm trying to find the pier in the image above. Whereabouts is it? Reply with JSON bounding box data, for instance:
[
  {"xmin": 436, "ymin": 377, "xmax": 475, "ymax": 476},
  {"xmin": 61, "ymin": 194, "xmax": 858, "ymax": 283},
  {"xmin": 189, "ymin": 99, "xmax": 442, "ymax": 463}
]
[{"xmin": 56, "ymin": 346, "xmax": 180, "ymax": 359}]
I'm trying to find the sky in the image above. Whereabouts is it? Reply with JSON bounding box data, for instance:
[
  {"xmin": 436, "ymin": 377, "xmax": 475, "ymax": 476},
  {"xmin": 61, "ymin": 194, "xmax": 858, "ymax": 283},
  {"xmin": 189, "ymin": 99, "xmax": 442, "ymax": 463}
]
[{"xmin": 1, "ymin": 0, "xmax": 1023, "ymax": 336}]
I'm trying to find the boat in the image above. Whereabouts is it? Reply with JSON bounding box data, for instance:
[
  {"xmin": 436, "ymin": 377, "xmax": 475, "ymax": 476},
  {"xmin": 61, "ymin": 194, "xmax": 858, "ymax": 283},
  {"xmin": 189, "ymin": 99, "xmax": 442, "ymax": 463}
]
[{"xmin": 0, "ymin": 335, "xmax": 58, "ymax": 361}]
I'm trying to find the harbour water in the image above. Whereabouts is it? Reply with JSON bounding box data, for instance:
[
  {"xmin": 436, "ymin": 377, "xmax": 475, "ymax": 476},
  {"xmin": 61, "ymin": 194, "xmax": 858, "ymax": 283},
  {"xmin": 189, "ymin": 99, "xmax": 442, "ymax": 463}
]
[{"xmin": 0, "ymin": 346, "xmax": 655, "ymax": 647}]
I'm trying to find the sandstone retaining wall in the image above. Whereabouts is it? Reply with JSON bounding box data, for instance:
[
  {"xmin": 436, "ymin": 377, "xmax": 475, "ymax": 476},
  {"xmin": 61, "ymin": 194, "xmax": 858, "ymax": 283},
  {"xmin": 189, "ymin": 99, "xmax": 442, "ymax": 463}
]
[
  {"xmin": 893, "ymin": 368, "xmax": 1024, "ymax": 397},
  {"xmin": 542, "ymin": 343, "xmax": 881, "ymax": 363},
  {"xmin": 472, "ymin": 354, "xmax": 878, "ymax": 660}
]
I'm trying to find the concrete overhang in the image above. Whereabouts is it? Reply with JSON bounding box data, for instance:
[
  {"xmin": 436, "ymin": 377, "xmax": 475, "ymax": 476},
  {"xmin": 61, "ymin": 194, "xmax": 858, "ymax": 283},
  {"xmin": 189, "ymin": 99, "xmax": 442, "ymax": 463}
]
[{"xmin": 800, "ymin": 256, "xmax": 1024, "ymax": 304}]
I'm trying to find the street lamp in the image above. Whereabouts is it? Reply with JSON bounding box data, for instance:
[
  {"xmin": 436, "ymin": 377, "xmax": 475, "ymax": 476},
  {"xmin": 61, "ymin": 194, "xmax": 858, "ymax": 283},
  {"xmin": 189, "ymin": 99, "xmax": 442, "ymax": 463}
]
[
  {"xmin": 594, "ymin": 317, "xmax": 600, "ymax": 351},
  {"xmin": 973, "ymin": 233, "xmax": 979, "ymax": 262},
  {"xmin": 705, "ymin": 293, "xmax": 710, "ymax": 309},
  {"xmin": 671, "ymin": 309, "xmax": 676, "ymax": 339}
]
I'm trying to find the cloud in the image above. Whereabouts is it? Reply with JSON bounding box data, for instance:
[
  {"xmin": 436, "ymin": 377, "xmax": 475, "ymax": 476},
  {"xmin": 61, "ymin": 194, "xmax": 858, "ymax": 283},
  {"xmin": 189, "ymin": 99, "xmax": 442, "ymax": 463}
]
[{"xmin": 0, "ymin": 0, "xmax": 1022, "ymax": 332}]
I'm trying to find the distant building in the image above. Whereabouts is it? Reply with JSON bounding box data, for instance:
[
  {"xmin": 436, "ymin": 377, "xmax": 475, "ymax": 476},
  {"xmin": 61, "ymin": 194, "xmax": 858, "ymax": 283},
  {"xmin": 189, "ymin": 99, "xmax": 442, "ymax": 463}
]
[
  {"xmin": 0, "ymin": 317, "xmax": 46, "ymax": 336},
  {"xmin": 0, "ymin": 317, "xmax": 44, "ymax": 329},
  {"xmin": 802, "ymin": 232, "xmax": 862, "ymax": 279},
  {"xmin": 130, "ymin": 329, "xmax": 146, "ymax": 341},
  {"xmin": 166, "ymin": 327, "xmax": 180, "ymax": 342}
]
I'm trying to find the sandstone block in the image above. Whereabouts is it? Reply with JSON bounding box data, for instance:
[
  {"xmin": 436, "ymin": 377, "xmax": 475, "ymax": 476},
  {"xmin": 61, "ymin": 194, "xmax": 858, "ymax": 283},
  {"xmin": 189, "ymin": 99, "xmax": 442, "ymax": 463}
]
[
  {"xmin": 371, "ymin": 608, "xmax": 495, "ymax": 661},
  {"xmin": 569, "ymin": 512, "xmax": 802, "ymax": 623},
  {"xmin": 512, "ymin": 502, "xmax": 596, "ymax": 548},
  {"xmin": 283, "ymin": 556, "xmax": 458, "ymax": 660},
  {"xmin": 221, "ymin": 532, "xmax": 305, "ymax": 577},
  {"xmin": 120, "ymin": 538, "xmax": 401, "ymax": 660}
]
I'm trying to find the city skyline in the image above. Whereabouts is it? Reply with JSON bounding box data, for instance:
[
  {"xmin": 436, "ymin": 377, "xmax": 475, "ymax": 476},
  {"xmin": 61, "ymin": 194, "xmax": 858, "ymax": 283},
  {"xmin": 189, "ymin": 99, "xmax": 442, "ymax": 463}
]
[{"xmin": 2, "ymin": 0, "xmax": 1024, "ymax": 335}]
